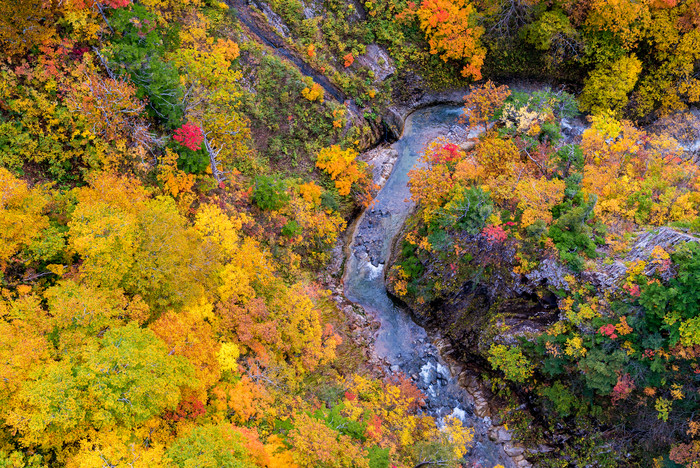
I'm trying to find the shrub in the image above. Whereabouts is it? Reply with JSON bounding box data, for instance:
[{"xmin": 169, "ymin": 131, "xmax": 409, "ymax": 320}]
[
  {"xmin": 252, "ymin": 176, "xmax": 289, "ymax": 211},
  {"xmin": 282, "ymin": 220, "xmax": 302, "ymax": 237},
  {"xmin": 539, "ymin": 381, "xmax": 578, "ymax": 418},
  {"xmin": 438, "ymin": 186, "xmax": 494, "ymax": 234},
  {"xmin": 548, "ymin": 197, "xmax": 598, "ymax": 272},
  {"xmin": 488, "ymin": 344, "xmax": 534, "ymax": 383},
  {"xmin": 108, "ymin": 5, "xmax": 184, "ymax": 128}
]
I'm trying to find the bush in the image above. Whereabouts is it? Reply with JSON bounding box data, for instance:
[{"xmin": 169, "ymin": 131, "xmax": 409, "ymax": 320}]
[
  {"xmin": 368, "ymin": 446, "xmax": 390, "ymax": 468},
  {"xmin": 320, "ymin": 190, "xmax": 339, "ymax": 211},
  {"xmin": 252, "ymin": 176, "xmax": 289, "ymax": 211},
  {"xmin": 174, "ymin": 145, "xmax": 209, "ymax": 174},
  {"xmin": 539, "ymin": 381, "xmax": 579, "ymax": 418},
  {"xmin": 577, "ymin": 348, "xmax": 627, "ymax": 395},
  {"xmin": 496, "ymin": 89, "xmax": 579, "ymax": 122},
  {"xmin": 108, "ymin": 5, "xmax": 184, "ymax": 128},
  {"xmin": 548, "ymin": 196, "xmax": 598, "ymax": 272},
  {"xmin": 488, "ymin": 344, "xmax": 534, "ymax": 383},
  {"xmin": 400, "ymin": 241, "xmax": 424, "ymax": 279},
  {"xmin": 281, "ymin": 220, "xmax": 302, "ymax": 237},
  {"xmin": 554, "ymin": 145, "xmax": 584, "ymax": 179},
  {"xmin": 438, "ymin": 186, "xmax": 494, "ymax": 234}
]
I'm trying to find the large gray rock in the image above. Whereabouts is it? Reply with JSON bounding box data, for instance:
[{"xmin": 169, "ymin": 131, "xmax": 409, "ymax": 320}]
[
  {"xmin": 383, "ymin": 107, "xmax": 404, "ymax": 141},
  {"xmin": 356, "ymin": 44, "xmax": 396, "ymax": 83},
  {"xmin": 525, "ymin": 258, "xmax": 571, "ymax": 292},
  {"xmin": 253, "ymin": 1, "xmax": 290, "ymax": 38},
  {"xmin": 488, "ymin": 426, "xmax": 513, "ymax": 443},
  {"xmin": 359, "ymin": 144, "xmax": 399, "ymax": 188},
  {"xmin": 586, "ymin": 227, "xmax": 699, "ymax": 291},
  {"xmin": 299, "ymin": 0, "xmax": 322, "ymax": 19},
  {"xmin": 503, "ymin": 442, "xmax": 526, "ymax": 457}
]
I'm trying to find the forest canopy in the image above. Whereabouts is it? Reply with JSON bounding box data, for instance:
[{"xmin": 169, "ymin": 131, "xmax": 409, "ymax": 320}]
[{"xmin": 1, "ymin": 0, "xmax": 700, "ymax": 466}]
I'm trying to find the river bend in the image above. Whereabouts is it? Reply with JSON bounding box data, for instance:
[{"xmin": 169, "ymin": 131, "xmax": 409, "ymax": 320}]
[{"xmin": 344, "ymin": 105, "xmax": 515, "ymax": 467}]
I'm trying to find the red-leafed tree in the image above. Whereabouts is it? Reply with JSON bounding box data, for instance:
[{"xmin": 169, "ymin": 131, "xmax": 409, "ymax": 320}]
[{"xmin": 173, "ymin": 122, "xmax": 204, "ymax": 151}]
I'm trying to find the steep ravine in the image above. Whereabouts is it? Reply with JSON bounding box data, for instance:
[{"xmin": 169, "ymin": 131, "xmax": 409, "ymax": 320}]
[
  {"xmin": 342, "ymin": 105, "xmax": 527, "ymax": 467},
  {"xmin": 228, "ymin": 0, "xmax": 347, "ymax": 103},
  {"xmin": 229, "ymin": 0, "xmax": 477, "ymax": 149}
]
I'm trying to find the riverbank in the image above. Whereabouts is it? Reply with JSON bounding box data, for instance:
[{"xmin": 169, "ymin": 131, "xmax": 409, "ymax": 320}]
[{"xmin": 337, "ymin": 105, "xmax": 527, "ymax": 467}]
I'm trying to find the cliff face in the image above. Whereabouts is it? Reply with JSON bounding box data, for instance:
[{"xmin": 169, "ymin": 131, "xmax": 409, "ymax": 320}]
[
  {"xmin": 386, "ymin": 225, "xmax": 699, "ymax": 369},
  {"xmin": 233, "ymin": 0, "xmax": 471, "ymax": 149},
  {"xmin": 584, "ymin": 227, "xmax": 700, "ymax": 291},
  {"xmin": 385, "ymin": 228, "xmax": 563, "ymax": 368}
]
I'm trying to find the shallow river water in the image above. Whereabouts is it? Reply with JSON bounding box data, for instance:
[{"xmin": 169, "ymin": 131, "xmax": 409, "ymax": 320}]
[{"xmin": 343, "ymin": 105, "xmax": 516, "ymax": 467}]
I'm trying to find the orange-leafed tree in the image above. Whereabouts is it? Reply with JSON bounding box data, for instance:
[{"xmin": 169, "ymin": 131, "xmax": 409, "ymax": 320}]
[
  {"xmin": 0, "ymin": 313, "xmax": 51, "ymax": 409},
  {"xmin": 515, "ymin": 176, "xmax": 567, "ymax": 227},
  {"xmin": 0, "ymin": 0, "xmax": 57, "ymax": 57},
  {"xmin": 150, "ymin": 309, "xmax": 221, "ymax": 394},
  {"xmin": 476, "ymin": 133, "xmax": 523, "ymax": 178},
  {"xmin": 66, "ymin": 71, "xmax": 151, "ymax": 149},
  {"xmin": 408, "ymin": 139, "xmax": 460, "ymax": 223},
  {"xmin": 316, "ymin": 145, "xmax": 364, "ymax": 196},
  {"xmin": 581, "ymin": 112, "xmax": 700, "ymax": 227},
  {"xmin": 415, "ymin": 0, "xmax": 487, "ymax": 80},
  {"xmin": 316, "ymin": 146, "xmax": 377, "ymax": 205},
  {"xmin": 210, "ymin": 376, "xmax": 274, "ymax": 426},
  {"xmin": 462, "ymin": 80, "xmax": 511, "ymax": 132},
  {"xmin": 585, "ymin": 0, "xmax": 650, "ymax": 50},
  {"xmin": 0, "ymin": 169, "xmax": 50, "ymax": 268}
]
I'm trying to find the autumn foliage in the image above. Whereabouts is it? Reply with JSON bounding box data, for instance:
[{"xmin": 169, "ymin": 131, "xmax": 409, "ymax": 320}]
[
  {"xmin": 0, "ymin": 0, "xmax": 474, "ymax": 465},
  {"xmin": 394, "ymin": 83, "xmax": 700, "ymax": 466},
  {"xmin": 173, "ymin": 122, "xmax": 204, "ymax": 151},
  {"xmin": 5, "ymin": 0, "xmax": 700, "ymax": 464},
  {"xmin": 316, "ymin": 145, "xmax": 377, "ymax": 205},
  {"xmin": 413, "ymin": 0, "xmax": 486, "ymax": 79}
]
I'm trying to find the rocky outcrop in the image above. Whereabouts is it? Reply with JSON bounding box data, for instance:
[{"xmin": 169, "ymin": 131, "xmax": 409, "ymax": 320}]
[
  {"xmin": 585, "ymin": 227, "xmax": 700, "ymax": 291},
  {"xmin": 253, "ymin": 1, "xmax": 290, "ymax": 38},
  {"xmin": 235, "ymin": 0, "xmax": 474, "ymax": 149},
  {"xmin": 358, "ymin": 144, "xmax": 399, "ymax": 188},
  {"xmin": 384, "ymin": 224, "xmax": 697, "ymax": 466},
  {"xmin": 523, "ymin": 257, "xmax": 571, "ymax": 293},
  {"xmin": 387, "ymin": 224, "xmax": 700, "ymax": 363},
  {"xmin": 347, "ymin": 111, "xmax": 384, "ymax": 152},
  {"xmin": 300, "ymin": 0, "xmax": 324, "ymax": 20},
  {"xmin": 650, "ymin": 107, "xmax": 700, "ymax": 162},
  {"xmin": 356, "ymin": 44, "xmax": 396, "ymax": 84},
  {"xmin": 232, "ymin": 0, "xmax": 348, "ymax": 103},
  {"xmin": 386, "ymin": 233, "xmax": 561, "ymax": 365}
]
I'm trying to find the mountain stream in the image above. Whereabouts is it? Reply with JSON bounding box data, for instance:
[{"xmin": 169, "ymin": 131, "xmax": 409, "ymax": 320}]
[{"xmin": 343, "ymin": 105, "xmax": 517, "ymax": 467}]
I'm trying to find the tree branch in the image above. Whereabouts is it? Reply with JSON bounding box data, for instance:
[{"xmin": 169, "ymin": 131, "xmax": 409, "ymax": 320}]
[{"xmin": 92, "ymin": 46, "xmax": 116, "ymax": 80}]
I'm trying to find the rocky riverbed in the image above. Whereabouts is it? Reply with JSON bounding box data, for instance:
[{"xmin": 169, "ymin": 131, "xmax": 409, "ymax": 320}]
[{"xmin": 341, "ymin": 105, "xmax": 528, "ymax": 468}]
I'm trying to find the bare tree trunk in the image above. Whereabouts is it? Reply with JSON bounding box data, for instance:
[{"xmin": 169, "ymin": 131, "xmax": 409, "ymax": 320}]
[
  {"xmin": 203, "ymin": 134, "xmax": 224, "ymax": 183},
  {"xmin": 92, "ymin": 46, "xmax": 116, "ymax": 80},
  {"xmin": 94, "ymin": 2, "xmax": 114, "ymax": 34}
]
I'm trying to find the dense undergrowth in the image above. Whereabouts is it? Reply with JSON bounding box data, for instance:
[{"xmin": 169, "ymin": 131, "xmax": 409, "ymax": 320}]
[{"xmin": 259, "ymin": 0, "xmax": 700, "ymax": 120}]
